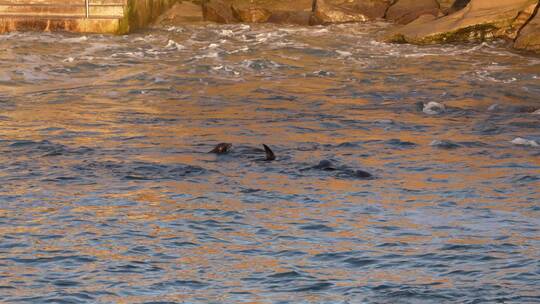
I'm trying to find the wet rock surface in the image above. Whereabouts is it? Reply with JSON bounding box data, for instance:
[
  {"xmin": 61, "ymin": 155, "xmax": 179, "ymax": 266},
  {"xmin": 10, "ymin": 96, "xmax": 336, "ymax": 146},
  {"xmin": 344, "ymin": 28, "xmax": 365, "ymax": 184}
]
[
  {"xmin": 154, "ymin": 1, "xmax": 205, "ymax": 26},
  {"xmin": 386, "ymin": 0, "xmax": 441, "ymax": 25},
  {"xmin": 437, "ymin": 0, "xmax": 459, "ymax": 13},
  {"xmin": 311, "ymin": 0, "xmax": 392, "ymax": 25},
  {"xmin": 385, "ymin": 0, "xmax": 539, "ymax": 45},
  {"xmin": 202, "ymin": 0, "xmax": 239, "ymax": 23},
  {"xmin": 201, "ymin": 0, "xmax": 313, "ymax": 25},
  {"xmin": 514, "ymin": 4, "xmax": 540, "ymax": 53},
  {"xmin": 163, "ymin": 0, "xmax": 540, "ymax": 54}
]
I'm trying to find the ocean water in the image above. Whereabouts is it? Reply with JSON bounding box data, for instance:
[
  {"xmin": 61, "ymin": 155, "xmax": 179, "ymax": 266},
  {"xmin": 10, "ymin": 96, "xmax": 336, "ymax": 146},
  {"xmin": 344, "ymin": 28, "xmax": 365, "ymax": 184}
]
[{"xmin": 0, "ymin": 22, "xmax": 539, "ymax": 303}]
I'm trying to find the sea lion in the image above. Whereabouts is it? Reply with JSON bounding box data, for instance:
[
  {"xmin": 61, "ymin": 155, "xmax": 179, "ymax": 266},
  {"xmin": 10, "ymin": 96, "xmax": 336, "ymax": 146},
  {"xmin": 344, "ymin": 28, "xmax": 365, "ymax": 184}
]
[
  {"xmin": 209, "ymin": 143, "xmax": 232, "ymax": 154},
  {"xmin": 313, "ymin": 159, "xmax": 337, "ymax": 171},
  {"xmin": 338, "ymin": 169, "xmax": 373, "ymax": 179},
  {"xmin": 310, "ymin": 159, "xmax": 373, "ymax": 179},
  {"xmin": 209, "ymin": 143, "xmax": 276, "ymax": 160},
  {"xmin": 262, "ymin": 144, "xmax": 276, "ymax": 161}
]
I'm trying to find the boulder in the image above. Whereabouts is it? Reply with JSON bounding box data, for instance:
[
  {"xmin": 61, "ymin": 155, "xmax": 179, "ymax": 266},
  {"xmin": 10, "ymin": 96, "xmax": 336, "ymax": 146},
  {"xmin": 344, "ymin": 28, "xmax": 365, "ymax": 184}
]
[
  {"xmin": 265, "ymin": 0, "xmax": 313, "ymax": 25},
  {"xmin": 386, "ymin": 0, "xmax": 441, "ymax": 24},
  {"xmin": 437, "ymin": 0, "xmax": 456, "ymax": 13},
  {"xmin": 231, "ymin": 0, "xmax": 313, "ymax": 24},
  {"xmin": 385, "ymin": 0, "xmax": 539, "ymax": 44},
  {"xmin": 202, "ymin": 0, "xmax": 313, "ymax": 24},
  {"xmin": 268, "ymin": 11, "xmax": 313, "ymax": 25},
  {"xmin": 311, "ymin": 0, "xmax": 393, "ymax": 25},
  {"xmin": 514, "ymin": 3, "xmax": 540, "ymax": 53},
  {"xmin": 202, "ymin": 0, "xmax": 239, "ymax": 24},
  {"xmin": 232, "ymin": 6, "xmax": 273, "ymax": 22},
  {"xmin": 403, "ymin": 13, "xmax": 438, "ymax": 26},
  {"xmin": 154, "ymin": 1, "xmax": 204, "ymax": 26}
]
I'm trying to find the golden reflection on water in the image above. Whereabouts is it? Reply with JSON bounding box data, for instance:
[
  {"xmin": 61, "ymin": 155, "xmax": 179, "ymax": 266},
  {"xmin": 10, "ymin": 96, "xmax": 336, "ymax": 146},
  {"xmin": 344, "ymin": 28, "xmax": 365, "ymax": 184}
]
[{"xmin": 0, "ymin": 23, "xmax": 539, "ymax": 303}]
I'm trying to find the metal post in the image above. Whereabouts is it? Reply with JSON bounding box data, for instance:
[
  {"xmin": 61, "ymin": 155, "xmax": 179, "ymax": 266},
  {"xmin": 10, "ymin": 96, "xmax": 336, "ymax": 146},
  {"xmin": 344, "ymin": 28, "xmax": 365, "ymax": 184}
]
[{"xmin": 85, "ymin": 0, "xmax": 89, "ymax": 18}]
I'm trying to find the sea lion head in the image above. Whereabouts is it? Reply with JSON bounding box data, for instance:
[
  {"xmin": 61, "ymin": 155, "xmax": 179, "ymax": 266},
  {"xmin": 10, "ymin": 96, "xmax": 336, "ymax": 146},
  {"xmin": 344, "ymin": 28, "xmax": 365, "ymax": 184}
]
[{"xmin": 209, "ymin": 143, "xmax": 232, "ymax": 154}]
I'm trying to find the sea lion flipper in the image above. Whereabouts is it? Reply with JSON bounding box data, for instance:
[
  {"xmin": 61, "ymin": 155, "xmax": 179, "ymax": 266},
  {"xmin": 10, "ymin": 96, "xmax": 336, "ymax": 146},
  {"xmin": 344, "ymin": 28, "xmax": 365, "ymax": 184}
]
[{"xmin": 263, "ymin": 144, "xmax": 276, "ymax": 161}]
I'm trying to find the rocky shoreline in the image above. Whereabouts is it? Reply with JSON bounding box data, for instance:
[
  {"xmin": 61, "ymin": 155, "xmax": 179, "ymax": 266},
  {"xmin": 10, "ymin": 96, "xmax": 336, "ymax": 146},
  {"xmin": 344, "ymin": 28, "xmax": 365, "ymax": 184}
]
[{"xmin": 156, "ymin": 0, "xmax": 540, "ymax": 54}]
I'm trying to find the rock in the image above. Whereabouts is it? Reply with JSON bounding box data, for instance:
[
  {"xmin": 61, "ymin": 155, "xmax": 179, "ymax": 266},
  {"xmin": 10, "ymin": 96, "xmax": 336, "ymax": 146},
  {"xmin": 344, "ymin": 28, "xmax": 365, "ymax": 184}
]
[
  {"xmin": 311, "ymin": 0, "xmax": 393, "ymax": 25},
  {"xmin": 406, "ymin": 13, "xmax": 439, "ymax": 26},
  {"xmin": 232, "ymin": 0, "xmax": 313, "ymax": 24},
  {"xmin": 423, "ymin": 101, "xmax": 446, "ymax": 115},
  {"xmin": 154, "ymin": 1, "xmax": 204, "ymax": 26},
  {"xmin": 514, "ymin": 3, "xmax": 540, "ymax": 54},
  {"xmin": 386, "ymin": 0, "xmax": 441, "ymax": 25},
  {"xmin": 511, "ymin": 137, "xmax": 539, "ymax": 147},
  {"xmin": 268, "ymin": 11, "xmax": 313, "ymax": 25},
  {"xmin": 437, "ymin": 0, "xmax": 458, "ymax": 13},
  {"xmin": 385, "ymin": 0, "xmax": 539, "ymax": 44},
  {"xmin": 232, "ymin": 6, "xmax": 272, "ymax": 23},
  {"xmin": 202, "ymin": 0, "xmax": 239, "ymax": 23},
  {"xmin": 202, "ymin": 0, "xmax": 313, "ymax": 25}
]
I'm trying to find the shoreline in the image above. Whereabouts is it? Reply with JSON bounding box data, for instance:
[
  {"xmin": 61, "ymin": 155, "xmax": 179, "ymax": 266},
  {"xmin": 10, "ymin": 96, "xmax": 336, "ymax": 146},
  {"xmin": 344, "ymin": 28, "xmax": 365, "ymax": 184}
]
[{"xmin": 155, "ymin": 0, "xmax": 540, "ymax": 55}]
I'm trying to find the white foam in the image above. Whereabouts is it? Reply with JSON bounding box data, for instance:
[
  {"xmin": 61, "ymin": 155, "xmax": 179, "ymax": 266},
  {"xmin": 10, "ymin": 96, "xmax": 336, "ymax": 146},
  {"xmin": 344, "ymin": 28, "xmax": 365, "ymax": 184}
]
[
  {"xmin": 193, "ymin": 51, "xmax": 219, "ymax": 60},
  {"xmin": 227, "ymin": 46, "xmax": 249, "ymax": 54},
  {"xmin": 154, "ymin": 76, "xmax": 167, "ymax": 83},
  {"xmin": 80, "ymin": 56, "xmax": 94, "ymax": 61},
  {"xmin": 310, "ymin": 28, "xmax": 329, "ymax": 35},
  {"xmin": 63, "ymin": 36, "xmax": 88, "ymax": 43},
  {"xmin": 219, "ymin": 29, "xmax": 234, "ymax": 37},
  {"xmin": 336, "ymin": 50, "xmax": 352, "ymax": 57},
  {"xmin": 166, "ymin": 26, "xmax": 184, "ymax": 33},
  {"xmin": 475, "ymin": 70, "xmax": 518, "ymax": 83},
  {"xmin": 165, "ymin": 40, "xmax": 185, "ymax": 51},
  {"xmin": 374, "ymin": 119, "xmax": 394, "ymax": 124},
  {"xmin": 487, "ymin": 104, "xmax": 500, "ymax": 111},
  {"xmin": 145, "ymin": 49, "xmax": 163, "ymax": 56},
  {"xmin": 111, "ymin": 51, "xmax": 144, "ymax": 58},
  {"xmin": 429, "ymin": 140, "xmax": 444, "ymax": 146}
]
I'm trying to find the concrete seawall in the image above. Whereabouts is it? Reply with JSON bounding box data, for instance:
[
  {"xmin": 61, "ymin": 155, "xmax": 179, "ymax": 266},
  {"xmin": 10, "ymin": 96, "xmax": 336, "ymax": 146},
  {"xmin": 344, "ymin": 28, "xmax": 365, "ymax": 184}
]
[{"xmin": 0, "ymin": 0, "xmax": 177, "ymax": 34}]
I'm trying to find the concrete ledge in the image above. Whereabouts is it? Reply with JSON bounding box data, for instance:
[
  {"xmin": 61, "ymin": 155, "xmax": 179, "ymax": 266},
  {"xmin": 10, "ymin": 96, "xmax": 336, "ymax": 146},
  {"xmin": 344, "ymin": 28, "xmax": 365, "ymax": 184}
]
[
  {"xmin": 0, "ymin": 16, "xmax": 120, "ymax": 33},
  {"xmin": 0, "ymin": 0, "xmax": 178, "ymax": 34}
]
